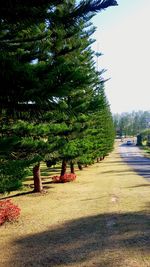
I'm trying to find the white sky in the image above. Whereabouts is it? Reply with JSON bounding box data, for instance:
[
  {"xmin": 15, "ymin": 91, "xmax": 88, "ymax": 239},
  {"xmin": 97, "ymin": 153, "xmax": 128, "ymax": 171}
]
[{"xmin": 92, "ymin": 0, "xmax": 150, "ymax": 114}]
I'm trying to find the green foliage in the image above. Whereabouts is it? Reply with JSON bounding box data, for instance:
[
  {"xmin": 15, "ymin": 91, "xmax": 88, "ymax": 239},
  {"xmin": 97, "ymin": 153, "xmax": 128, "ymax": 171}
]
[
  {"xmin": 0, "ymin": 0, "xmax": 117, "ymax": 190},
  {"xmin": 113, "ymin": 111, "xmax": 150, "ymax": 137},
  {"xmin": 0, "ymin": 0, "xmax": 118, "ymax": 115},
  {"xmin": 138, "ymin": 129, "xmax": 150, "ymax": 146},
  {"xmin": 0, "ymin": 160, "xmax": 28, "ymax": 193}
]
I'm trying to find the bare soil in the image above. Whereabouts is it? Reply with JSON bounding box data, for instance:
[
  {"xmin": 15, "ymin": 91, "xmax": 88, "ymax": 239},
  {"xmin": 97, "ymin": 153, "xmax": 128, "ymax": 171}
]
[{"xmin": 0, "ymin": 142, "xmax": 150, "ymax": 267}]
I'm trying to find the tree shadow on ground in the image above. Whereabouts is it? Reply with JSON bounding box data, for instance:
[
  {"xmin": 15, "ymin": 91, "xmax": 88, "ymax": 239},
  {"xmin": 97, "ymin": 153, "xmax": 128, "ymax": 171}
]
[
  {"xmin": 98, "ymin": 160, "xmax": 124, "ymax": 165},
  {"xmin": 128, "ymin": 184, "xmax": 150, "ymax": 188},
  {"xmin": 0, "ymin": 185, "xmax": 55, "ymax": 200},
  {"xmin": 10, "ymin": 210, "xmax": 150, "ymax": 267},
  {"xmin": 99, "ymin": 169, "xmax": 133, "ymax": 175},
  {"xmin": 0, "ymin": 190, "xmax": 34, "ymax": 200}
]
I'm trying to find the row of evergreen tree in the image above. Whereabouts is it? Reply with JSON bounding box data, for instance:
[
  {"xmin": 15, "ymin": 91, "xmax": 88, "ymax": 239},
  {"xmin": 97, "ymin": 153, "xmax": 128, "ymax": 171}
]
[{"xmin": 0, "ymin": 0, "xmax": 117, "ymax": 193}]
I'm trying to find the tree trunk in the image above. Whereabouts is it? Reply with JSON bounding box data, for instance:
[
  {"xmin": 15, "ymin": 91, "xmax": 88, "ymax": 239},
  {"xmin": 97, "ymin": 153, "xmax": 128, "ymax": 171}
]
[
  {"xmin": 33, "ymin": 163, "xmax": 43, "ymax": 192},
  {"xmin": 61, "ymin": 159, "xmax": 67, "ymax": 176},
  {"xmin": 70, "ymin": 161, "xmax": 75, "ymax": 174},
  {"xmin": 77, "ymin": 162, "xmax": 83, "ymax": 170},
  {"xmin": 97, "ymin": 158, "xmax": 100, "ymax": 163}
]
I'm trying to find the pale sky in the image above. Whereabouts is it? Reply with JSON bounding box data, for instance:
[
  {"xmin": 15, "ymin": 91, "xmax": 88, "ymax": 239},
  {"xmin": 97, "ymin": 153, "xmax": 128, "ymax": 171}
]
[{"xmin": 92, "ymin": 0, "xmax": 150, "ymax": 114}]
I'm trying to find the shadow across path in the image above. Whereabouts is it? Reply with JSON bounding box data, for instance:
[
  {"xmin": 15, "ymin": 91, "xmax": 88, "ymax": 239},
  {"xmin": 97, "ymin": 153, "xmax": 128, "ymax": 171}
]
[
  {"xmin": 10, "ymin": 210, "xmax": 150, "ymax": 267},
  {"xmin": 119, "ymin": 144, "xmax": 150, "ymax": 181}
]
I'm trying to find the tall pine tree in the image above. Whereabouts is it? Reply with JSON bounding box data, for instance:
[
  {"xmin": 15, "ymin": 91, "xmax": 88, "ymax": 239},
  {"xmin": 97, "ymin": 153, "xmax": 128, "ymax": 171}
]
[{"xmin": 0, "ymin": 0, "xmax": 117, "ymax": 192}]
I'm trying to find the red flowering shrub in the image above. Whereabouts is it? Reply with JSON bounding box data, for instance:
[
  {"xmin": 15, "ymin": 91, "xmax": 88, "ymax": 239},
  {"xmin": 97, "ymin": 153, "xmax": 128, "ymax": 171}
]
[
  {"xmin": 0, "ymin": 199, "xmax": 21, "ymax": 225},
  {"xmin": 60, "ymin": 173, "xmax": 76, "ymax": 183},
  {"xmin": 51, "ymin": 175, "xmax": 60, "ymax": 183},
  {"xmin": 52, "ymin": 173, "xmax": 76, "ymax": 183}
]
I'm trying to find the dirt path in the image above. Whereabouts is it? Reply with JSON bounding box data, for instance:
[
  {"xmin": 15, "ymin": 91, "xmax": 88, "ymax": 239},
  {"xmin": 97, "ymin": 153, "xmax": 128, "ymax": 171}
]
[{"xmin": 0, "ymin": 142, "xmax": 150, "ymax": 267}]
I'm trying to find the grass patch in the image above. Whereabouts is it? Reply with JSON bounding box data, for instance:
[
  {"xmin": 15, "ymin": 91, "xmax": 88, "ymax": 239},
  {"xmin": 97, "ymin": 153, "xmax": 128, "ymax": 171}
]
[{"xmin": 0, "ymin": 144, "xmax": 149, "ymax": 267}]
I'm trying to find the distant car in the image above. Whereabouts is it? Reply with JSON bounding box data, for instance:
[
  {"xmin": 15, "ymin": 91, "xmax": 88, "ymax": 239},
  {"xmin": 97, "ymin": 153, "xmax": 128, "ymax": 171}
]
[{"xmin": 126, "ymin": 140, "xmax": 132, "ymax": 145}]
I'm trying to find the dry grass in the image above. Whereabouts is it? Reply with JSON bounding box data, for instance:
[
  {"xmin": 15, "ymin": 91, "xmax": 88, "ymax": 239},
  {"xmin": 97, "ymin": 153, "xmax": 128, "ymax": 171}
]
[{"xmin": 0, "ymin": 142, "xmax": 150, "ymax": 267}]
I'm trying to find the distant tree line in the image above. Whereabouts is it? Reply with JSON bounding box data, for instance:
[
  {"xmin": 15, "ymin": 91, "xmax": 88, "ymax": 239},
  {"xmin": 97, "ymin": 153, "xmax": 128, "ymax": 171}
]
[
  {"xmin": 0, "ymin": 0, "xmax": 117, "ymax": 193},
  {"xmin": 113, "ymin": 111, "xmax": 150, "ymax": 137}
]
